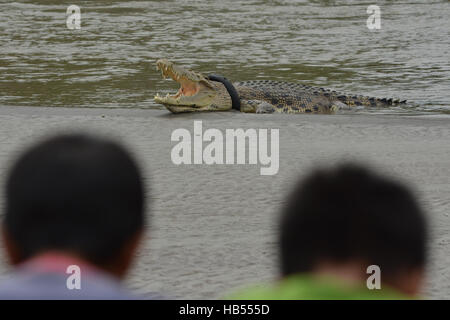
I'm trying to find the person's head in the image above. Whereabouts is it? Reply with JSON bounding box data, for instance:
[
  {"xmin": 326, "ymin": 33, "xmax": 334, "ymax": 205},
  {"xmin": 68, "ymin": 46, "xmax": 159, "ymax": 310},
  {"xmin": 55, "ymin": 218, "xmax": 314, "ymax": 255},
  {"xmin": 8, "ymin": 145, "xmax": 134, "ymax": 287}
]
[
  {"xmin": 2, "ymin": 133, "xmax": 146, "ymax": 278},
  {"xmin": 280, "ymin": 163, "xmax": 428, "ymax": 295}
]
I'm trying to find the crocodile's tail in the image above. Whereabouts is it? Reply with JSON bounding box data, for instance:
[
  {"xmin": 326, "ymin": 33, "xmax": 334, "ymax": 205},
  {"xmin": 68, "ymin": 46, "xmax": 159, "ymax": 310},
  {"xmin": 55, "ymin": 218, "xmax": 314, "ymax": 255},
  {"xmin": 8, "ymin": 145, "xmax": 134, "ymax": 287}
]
[{"xmin": 335, "ymin": 93, "xmax": 407, "ymax": 108}]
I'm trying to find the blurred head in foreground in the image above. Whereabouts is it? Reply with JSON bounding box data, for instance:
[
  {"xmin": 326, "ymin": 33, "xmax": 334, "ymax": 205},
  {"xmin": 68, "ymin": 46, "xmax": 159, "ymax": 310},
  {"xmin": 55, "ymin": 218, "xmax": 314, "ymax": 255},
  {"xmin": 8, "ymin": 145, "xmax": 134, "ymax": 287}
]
[
  {"xmin": 231, "ymin": 163, "xmax": 428, "ymax": 299},
  {"xmin": 280, "ymin": 164, "xmax": 427, "ymax": 297},
  {"xmin": 2, "ymin": 134, "xmax": 145, "ymax": 293}
]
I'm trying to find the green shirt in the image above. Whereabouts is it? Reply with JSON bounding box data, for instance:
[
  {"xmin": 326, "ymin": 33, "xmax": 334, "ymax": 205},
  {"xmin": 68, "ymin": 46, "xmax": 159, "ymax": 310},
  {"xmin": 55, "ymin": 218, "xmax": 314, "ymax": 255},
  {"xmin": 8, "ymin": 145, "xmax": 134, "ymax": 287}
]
[{"xmin": 228, "ymin": 274, "xmax": 411, "ymax": 300}]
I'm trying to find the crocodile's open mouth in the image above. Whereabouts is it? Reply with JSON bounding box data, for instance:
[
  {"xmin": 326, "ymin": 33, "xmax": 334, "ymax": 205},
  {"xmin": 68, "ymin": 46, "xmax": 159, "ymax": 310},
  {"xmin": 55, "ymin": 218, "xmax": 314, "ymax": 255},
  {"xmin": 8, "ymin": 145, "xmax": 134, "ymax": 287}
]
[{"xmin": 154, "ymin": 59, "xmax": 216, "ymax": 113}]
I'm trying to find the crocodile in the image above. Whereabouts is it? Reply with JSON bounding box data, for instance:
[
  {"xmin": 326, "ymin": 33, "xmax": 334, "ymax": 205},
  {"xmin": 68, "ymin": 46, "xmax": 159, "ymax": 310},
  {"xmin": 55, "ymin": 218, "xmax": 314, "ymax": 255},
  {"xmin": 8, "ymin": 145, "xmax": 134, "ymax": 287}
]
[{"xmin": 154, "ymin": 59, "xmax": 406, "ymax": 114}]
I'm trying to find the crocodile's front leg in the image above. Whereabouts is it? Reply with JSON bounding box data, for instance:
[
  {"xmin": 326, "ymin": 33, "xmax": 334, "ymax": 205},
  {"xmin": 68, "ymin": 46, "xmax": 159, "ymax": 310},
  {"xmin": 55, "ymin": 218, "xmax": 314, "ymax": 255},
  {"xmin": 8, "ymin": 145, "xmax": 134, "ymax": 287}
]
[{"xmin": 240, "ymin": 100, "xmax": 276, "ymax": 113}]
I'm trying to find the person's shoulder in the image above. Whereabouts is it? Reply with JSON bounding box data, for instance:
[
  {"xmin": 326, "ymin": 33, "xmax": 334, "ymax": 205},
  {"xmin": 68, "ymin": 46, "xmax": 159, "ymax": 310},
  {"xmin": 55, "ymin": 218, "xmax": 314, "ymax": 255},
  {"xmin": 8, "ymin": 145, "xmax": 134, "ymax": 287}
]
[
  {"xmin": 225, "ymin": 274, "xmax": 413, "ymax": 300},
  {"xmin": 0, "ymin": 270, "xmax": 144, "ymax": 300}
]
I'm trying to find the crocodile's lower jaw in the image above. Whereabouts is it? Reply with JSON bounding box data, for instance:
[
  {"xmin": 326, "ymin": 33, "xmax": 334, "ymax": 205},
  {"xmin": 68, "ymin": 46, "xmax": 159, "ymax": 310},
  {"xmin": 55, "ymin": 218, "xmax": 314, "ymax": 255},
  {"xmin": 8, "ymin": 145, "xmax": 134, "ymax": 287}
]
[{"xmin": 163, "ymin": 105, "xmax": 210, "ymax": 113}]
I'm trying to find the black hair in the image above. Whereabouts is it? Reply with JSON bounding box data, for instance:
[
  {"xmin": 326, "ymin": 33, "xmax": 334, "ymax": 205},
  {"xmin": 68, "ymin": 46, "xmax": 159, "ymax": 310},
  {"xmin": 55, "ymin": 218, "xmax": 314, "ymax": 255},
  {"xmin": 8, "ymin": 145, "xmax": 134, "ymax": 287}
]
[
  {"xmin": 3, "ymin": 134, "xmax": 145, "ymax": 266},
  {"xmin": 280, "ymin": 163, "xmax": 427, "ymax": 279}
]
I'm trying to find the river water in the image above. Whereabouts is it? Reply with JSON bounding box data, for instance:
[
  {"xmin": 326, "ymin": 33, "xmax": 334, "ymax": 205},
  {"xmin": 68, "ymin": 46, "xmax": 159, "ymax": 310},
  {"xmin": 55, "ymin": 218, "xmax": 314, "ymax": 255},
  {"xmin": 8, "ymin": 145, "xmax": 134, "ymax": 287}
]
[{"xmin": 0, "ymin": 0, "xmax": 449, "ymax": 113}]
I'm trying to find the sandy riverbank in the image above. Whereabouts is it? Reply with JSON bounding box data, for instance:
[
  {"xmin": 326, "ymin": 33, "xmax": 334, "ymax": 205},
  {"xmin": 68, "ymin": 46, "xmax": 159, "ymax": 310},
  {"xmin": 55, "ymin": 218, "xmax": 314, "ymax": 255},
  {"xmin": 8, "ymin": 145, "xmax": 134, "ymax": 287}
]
[{"xmin": 0, "ymin": 106, "xmax": 448, "ymax": 299}]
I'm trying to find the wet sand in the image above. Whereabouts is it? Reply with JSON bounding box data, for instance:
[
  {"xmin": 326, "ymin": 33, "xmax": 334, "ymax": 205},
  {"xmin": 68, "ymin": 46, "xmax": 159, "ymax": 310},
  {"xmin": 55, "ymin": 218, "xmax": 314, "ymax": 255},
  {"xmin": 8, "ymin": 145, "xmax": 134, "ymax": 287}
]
[{"xmin": 0, "ymin": 105, "xmax": 449, "ymax": 299}]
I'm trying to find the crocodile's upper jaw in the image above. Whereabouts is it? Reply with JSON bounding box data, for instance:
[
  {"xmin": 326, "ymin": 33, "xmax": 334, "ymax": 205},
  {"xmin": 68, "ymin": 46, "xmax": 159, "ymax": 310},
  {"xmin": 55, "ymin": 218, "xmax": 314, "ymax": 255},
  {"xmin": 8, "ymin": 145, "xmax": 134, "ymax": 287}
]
[{"xmin": 154, "ymin": 59, "xmax": 224, "ymax": 113}]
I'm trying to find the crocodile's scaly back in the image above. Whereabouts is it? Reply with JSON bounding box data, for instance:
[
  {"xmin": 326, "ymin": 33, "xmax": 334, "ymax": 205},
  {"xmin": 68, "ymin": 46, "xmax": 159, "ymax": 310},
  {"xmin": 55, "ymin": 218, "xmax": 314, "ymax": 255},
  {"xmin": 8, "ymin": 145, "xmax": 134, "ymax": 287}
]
[{"xmin": 233, "ymin": 80, "xmax": 406, "ymax": 113}]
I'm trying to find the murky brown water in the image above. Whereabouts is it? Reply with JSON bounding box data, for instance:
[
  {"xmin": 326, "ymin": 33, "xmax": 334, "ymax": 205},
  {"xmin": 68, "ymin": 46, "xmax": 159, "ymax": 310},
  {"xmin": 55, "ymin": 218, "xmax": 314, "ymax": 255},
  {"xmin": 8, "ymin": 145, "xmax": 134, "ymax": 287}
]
[{"xmin": 0, "ymin": 0, "xmax": 449, "ymax": 113}]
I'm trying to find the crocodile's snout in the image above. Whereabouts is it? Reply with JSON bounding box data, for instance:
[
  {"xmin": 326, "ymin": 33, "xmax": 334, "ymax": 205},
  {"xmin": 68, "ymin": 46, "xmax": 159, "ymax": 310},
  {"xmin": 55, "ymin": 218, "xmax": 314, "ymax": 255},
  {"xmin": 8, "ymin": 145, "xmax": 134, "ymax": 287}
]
[{"xmin": 154, "ymin": 59, "xmax": 220, "ymax": 112}]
